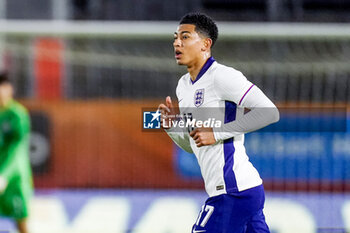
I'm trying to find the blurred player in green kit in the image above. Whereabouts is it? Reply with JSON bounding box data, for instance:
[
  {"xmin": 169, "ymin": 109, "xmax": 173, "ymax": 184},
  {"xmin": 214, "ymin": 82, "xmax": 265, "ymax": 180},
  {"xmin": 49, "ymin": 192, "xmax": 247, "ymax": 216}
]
[{"xmin": 0, "ymin": 72, "xmax": 33, "ymax": 233}]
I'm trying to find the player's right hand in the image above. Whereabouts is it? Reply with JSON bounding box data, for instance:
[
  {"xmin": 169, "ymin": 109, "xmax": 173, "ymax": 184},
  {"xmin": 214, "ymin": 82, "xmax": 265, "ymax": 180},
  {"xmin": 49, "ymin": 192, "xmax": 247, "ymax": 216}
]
[
  {"xmin": 0, "ymin": 176, "xmax": 8, "ymax": 194},
  {"xmin": 158, "ymin": 96, "xmax": 175, "ymax": 129},
  {"xmin": 190, "ymin": 127, "xmax": 216, "ymax": 147}
]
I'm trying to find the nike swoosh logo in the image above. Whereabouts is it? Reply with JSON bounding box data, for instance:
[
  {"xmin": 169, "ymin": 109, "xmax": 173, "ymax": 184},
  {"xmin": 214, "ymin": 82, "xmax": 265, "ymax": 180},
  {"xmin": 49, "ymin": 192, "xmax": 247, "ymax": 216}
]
[
  {"xmin": 192, "ymin": 230, "xmax": 206, "ymax": 233},
  {"xmin": 178, "ymin": 99, "xmax": 183, "ymax": 103}
]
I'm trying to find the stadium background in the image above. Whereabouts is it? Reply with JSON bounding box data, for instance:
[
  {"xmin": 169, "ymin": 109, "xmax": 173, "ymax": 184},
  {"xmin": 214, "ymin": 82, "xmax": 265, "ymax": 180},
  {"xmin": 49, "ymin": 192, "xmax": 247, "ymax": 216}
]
[{"xmin": 1, "ymin": 0, "xmax": 350, "ymax": 232}]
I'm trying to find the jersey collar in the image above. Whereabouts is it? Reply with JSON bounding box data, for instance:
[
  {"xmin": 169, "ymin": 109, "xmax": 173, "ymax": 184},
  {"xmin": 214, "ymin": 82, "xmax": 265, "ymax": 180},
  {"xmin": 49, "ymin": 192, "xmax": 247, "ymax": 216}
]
[{"xmin": 191, "ymin": 56, "xmax": 215, "ymax": 84}]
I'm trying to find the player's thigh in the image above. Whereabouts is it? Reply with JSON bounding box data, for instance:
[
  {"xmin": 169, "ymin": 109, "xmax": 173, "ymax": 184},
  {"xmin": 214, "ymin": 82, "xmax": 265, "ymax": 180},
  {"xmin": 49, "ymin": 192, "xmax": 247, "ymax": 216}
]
[
  {"xmin": 0, "ymin": 182, "xmax": 30, "ymax": 219},
  {"xmin": 192, "ymin": 195, "xmax": 247, "ymax": 233},
  {"xmin": 245, "ymin": 210, "xmax": 270, "ymax": 233}
]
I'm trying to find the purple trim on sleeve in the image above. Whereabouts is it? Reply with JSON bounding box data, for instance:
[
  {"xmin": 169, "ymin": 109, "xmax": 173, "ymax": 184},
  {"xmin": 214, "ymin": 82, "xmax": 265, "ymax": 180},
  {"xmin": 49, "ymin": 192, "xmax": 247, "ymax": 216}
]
[{"xmin": 238, "ymin": 84, "xmax": 254, "ymax": 105}]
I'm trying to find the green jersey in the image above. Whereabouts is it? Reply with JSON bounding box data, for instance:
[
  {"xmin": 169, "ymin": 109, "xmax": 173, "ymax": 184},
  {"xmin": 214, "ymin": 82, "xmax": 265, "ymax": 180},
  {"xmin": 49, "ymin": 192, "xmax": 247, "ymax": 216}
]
[{"xmin": 0, "ymin": 100, "xmax": 33, "ymax": 219}]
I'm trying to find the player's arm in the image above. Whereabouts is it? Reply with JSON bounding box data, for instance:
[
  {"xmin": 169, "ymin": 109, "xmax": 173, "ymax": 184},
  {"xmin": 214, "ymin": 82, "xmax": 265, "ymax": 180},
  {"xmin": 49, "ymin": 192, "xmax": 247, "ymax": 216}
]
[
  {"xmin": 212, "ymin": 69, "xmax": 279, "ymax": 141},
  {"xmin": 190, "ymin": 69, "xmax": 279, "ymax": 147},
  {"xmin": 0, "ymin": 111, "xmax": 30, "ymax": 192},
  {"xmin": 159, "ymin": 96, "xmax": 193, "ymax": 153}
]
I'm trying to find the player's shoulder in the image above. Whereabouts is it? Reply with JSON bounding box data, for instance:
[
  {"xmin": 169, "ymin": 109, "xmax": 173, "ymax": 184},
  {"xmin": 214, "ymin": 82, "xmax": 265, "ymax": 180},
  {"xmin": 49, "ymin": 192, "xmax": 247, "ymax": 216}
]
[
  {"xmin": 176, "ymin": 73, "xmax": 190, "ymax": 93},
  {"xmin": 9, "ymin": 101, "xmax": 29, "ymax": 120},
  {"xmin": 212, "ymin": 62, "xmax": 247, "ymax": 84},
  {"xmin": 176, "ymin": 73, "xmax": 190, "ymax": 97},
  {"xmin": 213, "ymin": 62, "xmax": 244, "ymax": 78},
  {"xmin": 177, "ymin": 73, "xmax": 190, "ymax": 86},
  {"xmin": 11, "ymin": 101, "xmax": 28, "ymax": 114}
]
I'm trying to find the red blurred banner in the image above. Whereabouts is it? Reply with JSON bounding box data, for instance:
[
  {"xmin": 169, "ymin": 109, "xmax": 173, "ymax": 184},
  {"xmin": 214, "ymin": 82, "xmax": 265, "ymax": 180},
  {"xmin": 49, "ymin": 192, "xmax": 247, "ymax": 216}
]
[{"xmin": 33, "ymin": 39, "xmax": 64, "ymax": 100}]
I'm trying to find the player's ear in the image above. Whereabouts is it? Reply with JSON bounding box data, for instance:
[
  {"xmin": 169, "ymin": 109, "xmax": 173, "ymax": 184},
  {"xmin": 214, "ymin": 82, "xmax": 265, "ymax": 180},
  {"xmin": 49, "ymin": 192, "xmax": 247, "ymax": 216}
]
[{"xmin": 201, "ymin": 38, "xmax": 212, "ymax": 51}]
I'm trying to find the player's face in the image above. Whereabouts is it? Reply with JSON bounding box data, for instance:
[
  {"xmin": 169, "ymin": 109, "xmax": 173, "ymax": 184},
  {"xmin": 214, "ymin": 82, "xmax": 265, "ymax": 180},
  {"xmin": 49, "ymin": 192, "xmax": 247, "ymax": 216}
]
[
  {"xmin": 0, "ymin": 83, "xmax": 13, "ymax": 107},
  {"xmin": 173, "ymin": 24, "xmax": 206, "ymax": 66}
]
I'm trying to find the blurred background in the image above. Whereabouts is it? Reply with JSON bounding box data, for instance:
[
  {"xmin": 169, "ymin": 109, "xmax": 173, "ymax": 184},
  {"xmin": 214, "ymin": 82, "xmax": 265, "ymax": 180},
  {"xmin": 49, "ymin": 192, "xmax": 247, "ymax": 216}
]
[{"xmin": 1, "ymin": 0, "xmax": 350, "ymax": 232}]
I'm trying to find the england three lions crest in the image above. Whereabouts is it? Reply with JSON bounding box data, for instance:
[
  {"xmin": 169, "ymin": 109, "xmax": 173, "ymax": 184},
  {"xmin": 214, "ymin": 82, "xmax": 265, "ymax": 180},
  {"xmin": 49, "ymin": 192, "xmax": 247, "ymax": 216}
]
[{"xmin": 194, "ymin": 88, "xmax": 205, "ymax": 107}]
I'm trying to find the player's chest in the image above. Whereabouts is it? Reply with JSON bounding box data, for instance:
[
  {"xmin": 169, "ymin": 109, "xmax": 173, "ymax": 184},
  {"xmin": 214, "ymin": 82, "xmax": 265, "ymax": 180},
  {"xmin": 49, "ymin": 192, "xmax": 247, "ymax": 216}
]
[
  {"xmin": 178, "ymin": 80, "xmax": 219, "ymax": 109},
  {"xmin": 0, "ymin": 115, "xmax": 15, "ymax": 144}
]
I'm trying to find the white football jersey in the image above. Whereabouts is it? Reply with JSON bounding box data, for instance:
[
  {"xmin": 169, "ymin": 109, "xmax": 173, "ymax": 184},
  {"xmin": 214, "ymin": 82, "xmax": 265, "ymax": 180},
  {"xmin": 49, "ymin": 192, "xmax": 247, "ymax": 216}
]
[{"xmin": 167, "ymin": 57, "xmax": 264, "ymax": 197}]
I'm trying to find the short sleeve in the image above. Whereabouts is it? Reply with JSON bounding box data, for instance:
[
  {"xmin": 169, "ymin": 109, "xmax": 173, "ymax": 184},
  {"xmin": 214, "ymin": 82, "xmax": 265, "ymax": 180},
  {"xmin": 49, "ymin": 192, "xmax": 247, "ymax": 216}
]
[{"xmin": 213, "ymin": 67, "xmax": 254, "ymax": 105}]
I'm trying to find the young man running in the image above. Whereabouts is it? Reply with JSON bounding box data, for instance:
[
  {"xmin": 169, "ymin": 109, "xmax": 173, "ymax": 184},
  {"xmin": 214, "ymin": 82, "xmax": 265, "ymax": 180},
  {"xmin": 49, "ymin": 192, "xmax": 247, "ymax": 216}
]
[{"xmin": 159, "ymin": 13, "xmax": 279, "ymax": 233}]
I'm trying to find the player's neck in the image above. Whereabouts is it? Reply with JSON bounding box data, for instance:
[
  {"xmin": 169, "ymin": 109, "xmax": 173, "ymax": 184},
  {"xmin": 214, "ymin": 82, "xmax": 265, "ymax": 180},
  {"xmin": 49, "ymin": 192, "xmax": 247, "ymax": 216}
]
[
  {"xmin": 0, "ymin": 98, "xmax": 12, "ymax": 109},
  {"xmin": 188, "ymin": 54, "xmax": 211, "ymax": 81}
]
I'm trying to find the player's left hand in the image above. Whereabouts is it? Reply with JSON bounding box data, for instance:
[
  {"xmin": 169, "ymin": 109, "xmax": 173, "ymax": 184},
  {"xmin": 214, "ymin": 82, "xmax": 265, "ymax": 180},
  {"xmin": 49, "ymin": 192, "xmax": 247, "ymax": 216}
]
[{"xmin": 190, "ymin": 127, "xmax": 216, "ymax": 147}]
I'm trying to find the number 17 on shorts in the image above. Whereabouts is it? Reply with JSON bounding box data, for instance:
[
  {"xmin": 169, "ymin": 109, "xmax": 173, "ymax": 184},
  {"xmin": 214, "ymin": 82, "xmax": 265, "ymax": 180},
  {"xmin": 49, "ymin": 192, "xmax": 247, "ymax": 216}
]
[{"xmin": 192, "ymin": 205, "xmax": 215, "ymax": 233}]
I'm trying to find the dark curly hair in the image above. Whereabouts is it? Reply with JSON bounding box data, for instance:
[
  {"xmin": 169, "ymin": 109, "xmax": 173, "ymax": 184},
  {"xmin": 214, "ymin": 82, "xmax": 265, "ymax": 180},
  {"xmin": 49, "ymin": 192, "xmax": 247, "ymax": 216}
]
[
  {"xmin": 0, "ymin": 72, "xmax": 10, "ymax": 85},
  {"xmin": 179, "ymin": 13, "xmax": 218, "ymax": 48}
]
